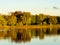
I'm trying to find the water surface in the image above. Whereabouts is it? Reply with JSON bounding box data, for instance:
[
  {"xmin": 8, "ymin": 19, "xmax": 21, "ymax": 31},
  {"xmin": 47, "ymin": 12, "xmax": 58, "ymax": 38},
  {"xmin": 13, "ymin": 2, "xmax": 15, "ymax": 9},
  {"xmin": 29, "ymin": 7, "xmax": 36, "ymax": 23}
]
[{"xmin": 0, "ymin": 28, "xmax": 60, "ymax": 45}]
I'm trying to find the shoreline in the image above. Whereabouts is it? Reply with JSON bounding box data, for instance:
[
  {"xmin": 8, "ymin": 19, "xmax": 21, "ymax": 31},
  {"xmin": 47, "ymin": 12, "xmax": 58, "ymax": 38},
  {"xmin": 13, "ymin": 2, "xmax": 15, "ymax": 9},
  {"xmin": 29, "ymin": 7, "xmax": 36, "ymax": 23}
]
[{"xmin": 0, "ymin": 25, "xmax": 60, "ymax": 29}]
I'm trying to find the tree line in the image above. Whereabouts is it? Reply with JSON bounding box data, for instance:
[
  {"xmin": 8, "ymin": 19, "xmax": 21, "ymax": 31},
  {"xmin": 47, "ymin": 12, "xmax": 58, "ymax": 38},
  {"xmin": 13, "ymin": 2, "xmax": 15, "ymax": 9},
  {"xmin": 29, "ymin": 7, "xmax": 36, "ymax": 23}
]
[{"xmin": 0, "ymin": 11, "xmax": 60, "ymax": 26}]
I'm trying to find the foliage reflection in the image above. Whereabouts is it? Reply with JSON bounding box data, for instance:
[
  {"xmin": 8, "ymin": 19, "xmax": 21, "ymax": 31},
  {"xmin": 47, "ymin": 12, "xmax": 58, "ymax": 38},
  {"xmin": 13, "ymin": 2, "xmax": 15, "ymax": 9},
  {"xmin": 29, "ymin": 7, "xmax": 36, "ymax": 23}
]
[{"xmin": 0, "ymin": 28, "xmax": 60, "ymax": 43}]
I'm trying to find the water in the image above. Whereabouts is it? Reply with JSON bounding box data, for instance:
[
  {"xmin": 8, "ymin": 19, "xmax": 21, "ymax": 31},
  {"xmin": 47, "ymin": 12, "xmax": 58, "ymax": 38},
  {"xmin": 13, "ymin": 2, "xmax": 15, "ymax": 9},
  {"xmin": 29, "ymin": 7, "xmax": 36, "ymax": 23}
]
[{"xmin": 0, "ymin": 28, "xmax": 60, "ymax": 45}]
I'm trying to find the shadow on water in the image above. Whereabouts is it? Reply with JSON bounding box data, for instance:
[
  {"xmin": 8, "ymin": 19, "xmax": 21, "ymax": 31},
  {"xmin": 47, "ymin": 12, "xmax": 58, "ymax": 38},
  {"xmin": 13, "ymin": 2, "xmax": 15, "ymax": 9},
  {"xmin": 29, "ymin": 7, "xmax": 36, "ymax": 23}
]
[{"xmin": 0, "ymin": 27, "xmax": 60, "ymax": 43}]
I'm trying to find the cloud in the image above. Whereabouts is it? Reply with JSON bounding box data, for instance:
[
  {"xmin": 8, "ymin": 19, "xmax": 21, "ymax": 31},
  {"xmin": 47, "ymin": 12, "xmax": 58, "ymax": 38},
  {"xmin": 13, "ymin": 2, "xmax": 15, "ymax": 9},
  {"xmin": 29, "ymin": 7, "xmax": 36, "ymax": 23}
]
[{"xmin": 53, "ymin": 6, "xmax": 60, "ymax": 9}]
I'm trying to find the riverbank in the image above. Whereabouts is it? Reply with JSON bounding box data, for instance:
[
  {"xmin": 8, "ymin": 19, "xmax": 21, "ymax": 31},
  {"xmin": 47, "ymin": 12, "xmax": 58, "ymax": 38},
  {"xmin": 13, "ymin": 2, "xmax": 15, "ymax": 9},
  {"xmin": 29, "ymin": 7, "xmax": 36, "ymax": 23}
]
[{"xmin": 0, "ymin": 25, "xmax": 60, "ymax": 29}]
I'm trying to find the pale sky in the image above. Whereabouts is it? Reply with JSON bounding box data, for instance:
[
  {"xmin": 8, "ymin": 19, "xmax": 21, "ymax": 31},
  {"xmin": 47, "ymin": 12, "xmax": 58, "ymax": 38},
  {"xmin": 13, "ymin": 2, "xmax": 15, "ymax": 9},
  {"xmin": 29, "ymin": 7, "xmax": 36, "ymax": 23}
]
[{"xmin": 0, "ymin": 0, "xmax": 60, "ymax": 16}]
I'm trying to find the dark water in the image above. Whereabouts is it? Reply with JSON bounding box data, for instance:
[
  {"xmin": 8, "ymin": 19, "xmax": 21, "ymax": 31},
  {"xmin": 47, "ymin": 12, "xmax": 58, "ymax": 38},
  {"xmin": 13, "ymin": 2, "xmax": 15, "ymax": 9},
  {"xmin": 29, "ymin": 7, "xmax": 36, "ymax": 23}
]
[{"xmin": 0, "ymin": 28, "xmax": 60, "ymax": 45}]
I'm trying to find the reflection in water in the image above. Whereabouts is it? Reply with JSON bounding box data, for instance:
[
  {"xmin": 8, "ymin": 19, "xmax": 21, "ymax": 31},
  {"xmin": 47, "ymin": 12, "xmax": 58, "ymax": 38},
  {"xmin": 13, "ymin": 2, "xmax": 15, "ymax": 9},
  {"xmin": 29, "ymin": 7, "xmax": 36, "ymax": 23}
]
[
  {"xmin": 15, "ymin": 29, "xmax": 31, "ymax": 42},
  {"xmin": 57, "ymin": 28, "xmax": 60, "ymax": 34},
  {"xmin": 0, "ymin": 28, "xmax": 10, "ymax": 39},
  {"xmin": 0, "ymin": 28, "xmax": 60, "ymax": 43}
]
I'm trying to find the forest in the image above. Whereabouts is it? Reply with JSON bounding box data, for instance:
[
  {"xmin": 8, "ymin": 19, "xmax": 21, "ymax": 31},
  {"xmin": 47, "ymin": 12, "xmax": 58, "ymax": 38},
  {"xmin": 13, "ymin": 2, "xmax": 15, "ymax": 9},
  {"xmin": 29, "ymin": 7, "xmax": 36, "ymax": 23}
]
[{"xmin": 0, "ymin": 11, "xmax": 60, "ymax": 26}]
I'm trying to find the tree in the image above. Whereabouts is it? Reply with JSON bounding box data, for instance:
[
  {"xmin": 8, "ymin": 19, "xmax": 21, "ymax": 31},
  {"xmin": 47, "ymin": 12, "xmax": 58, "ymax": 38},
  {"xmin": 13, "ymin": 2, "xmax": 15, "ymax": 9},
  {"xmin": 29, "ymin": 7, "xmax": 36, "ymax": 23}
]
[
  {"xmin": 10, "ymin": 11, "xmax": 24, "ymax": 26},
  {"xmin": 39, "ymin": 14, "xmax": 48, "ymax": 25},
  {"xmin": 8, "ymin": 14, "xmax": 17, "ymax": 26},
  {"xmin": 0, "ymin": 15, "xmax": 7, "ymax": 26},
  {"xmin": 57, "ymin": 16, "xmax": 60, "ymax": 24},
  {"xmin": 23, "ymin": 12, "xmax": 31, "ymax": 25},
  {"xmin": 31, "ymin": 15, "xmax": 36, "ymax": 25},
  {"xmin": 49, "ymin": 16, "xmax": 57, "ymax": 25}
]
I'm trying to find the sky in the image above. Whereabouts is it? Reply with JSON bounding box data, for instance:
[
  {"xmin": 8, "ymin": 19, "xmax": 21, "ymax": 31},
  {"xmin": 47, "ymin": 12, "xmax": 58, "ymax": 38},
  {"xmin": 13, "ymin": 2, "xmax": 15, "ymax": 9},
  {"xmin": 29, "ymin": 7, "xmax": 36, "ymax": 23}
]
[{"xmin": 0, "ymin": 0, "xmax": 60, "ymax": 16}]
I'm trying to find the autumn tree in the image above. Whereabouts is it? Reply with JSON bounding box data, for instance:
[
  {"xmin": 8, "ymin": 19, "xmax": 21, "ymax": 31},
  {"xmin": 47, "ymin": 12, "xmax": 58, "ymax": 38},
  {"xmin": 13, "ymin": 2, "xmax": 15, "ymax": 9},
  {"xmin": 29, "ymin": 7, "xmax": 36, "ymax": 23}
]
[
  {"xmin": 0, "ymin": 15, "xmax": 7, "ymax": 26},
  {"xmin": 49, "ymin": 16, "xmax": 57, "ymax": 25},
  {"xmin": 8, "ymin": 15, "xmax": 17, "ymax": 26},
  {"xmin": 57, "ymin": 16, "xmax": 60, "ymax": 24},
  {"xmin": 39, "ymin": 14, "xmax": 48, "ymax": 25},
  {"xmin": 31, "ymin": 15, "xmax": 36, "ymax": 25},
  {"xmin": 11, "ymin": 11, "xmax": 24, "ymax": 26},
  {"xmin": 23, "ymin": 12, "xmax": 31, "ymax": 25}
]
